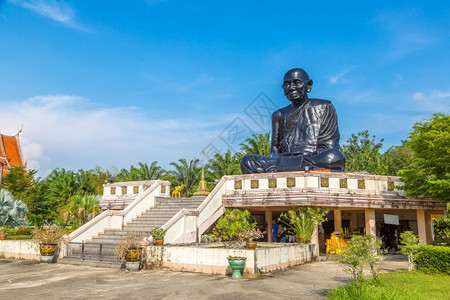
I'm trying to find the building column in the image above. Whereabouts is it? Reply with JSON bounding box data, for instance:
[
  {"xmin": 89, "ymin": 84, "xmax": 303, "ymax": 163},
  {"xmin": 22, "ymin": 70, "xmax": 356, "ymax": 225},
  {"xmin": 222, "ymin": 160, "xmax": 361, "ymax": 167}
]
[
  {"xmin": 334, "ymin": 208, "xmax": 342, "ymax": 233},
  {"xmin": 365, "ymin": 208, "xmax": 376, "ymax": 236},
  {"xmin": 417, "ymin": 209, "xmax": 430, "ymax": 245},
  {"xmin": 311, "ymin": 225, "xmax": 319, "ymax": 245},
  {"xmin": 350, "ymin": 212, "xmax": 358, "ymax": 232},
  {"xmin": 265, "ymin": 209, "xmax": 273, "ymax": 242}
]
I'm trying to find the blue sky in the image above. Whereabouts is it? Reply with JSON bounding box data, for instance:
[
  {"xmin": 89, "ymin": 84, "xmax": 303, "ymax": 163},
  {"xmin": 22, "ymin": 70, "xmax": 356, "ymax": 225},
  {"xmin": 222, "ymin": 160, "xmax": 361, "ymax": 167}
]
[{"xmin": 0, "ymin": 1, "xmax": 449, "ymax": 176}]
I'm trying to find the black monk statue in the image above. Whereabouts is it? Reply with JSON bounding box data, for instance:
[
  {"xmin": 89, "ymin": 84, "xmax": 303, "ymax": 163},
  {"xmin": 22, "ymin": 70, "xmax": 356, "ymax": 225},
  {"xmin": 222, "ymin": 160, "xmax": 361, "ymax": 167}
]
[{"xmin": 240, "ymin": 68, "xmax": 345, "ymax": 174}]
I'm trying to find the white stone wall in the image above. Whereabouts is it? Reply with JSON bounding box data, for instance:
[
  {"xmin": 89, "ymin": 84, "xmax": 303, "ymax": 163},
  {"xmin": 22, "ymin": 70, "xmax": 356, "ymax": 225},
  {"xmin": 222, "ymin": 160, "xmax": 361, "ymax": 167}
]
[{"xmin": 0, "ymin": 240, "xmax": 39, "ymax": 260}]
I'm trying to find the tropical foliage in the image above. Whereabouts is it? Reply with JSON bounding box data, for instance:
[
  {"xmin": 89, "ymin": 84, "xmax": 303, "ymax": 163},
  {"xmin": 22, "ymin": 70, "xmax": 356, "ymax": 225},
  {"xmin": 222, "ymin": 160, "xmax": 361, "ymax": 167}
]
[
  {"xmin": 116, "ymin": 161, "xmax": 164, "ymax": 181},
  {"xmin": 333, "ymin": 235, "xmax": 385, "ymax": 296},
  {"xmin": 210, "ymin": 209, "xmax": 256, "ymax": 241},
  {"xmin": 399, "ymin": 231, "xmax": 419, "ymax": 272},
  {"xmin": 0, "ymin": 190, "xmax": 28, "ymax": 227},
  {"xmin": 167, "ymin": 158, "xmax": 201, "ymax": 197},
  {"xmin": 207, "ymin": 150, "xmax": 242, "ymax": 180},
  {"xmin": 240, "ymin": 132, "xmax": 271, "ymax": 156},
  {"xmin": 397, "ymin": 113, "xmax": 450, "ymax": 203},
  {"xmin": 341, "ymin": 130, "xmax": 392, "ymax": 175},
  {"xmin": 279, "ymin": 207, "xmax": 328, "ymax": 243}
]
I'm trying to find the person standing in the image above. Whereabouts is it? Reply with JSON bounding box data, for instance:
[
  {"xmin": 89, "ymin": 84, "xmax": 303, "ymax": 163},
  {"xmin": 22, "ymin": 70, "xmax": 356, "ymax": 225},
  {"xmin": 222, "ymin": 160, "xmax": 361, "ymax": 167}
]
[{"xmin": 271, "ymin": 220, "xmax": 279, "ymax": 242}]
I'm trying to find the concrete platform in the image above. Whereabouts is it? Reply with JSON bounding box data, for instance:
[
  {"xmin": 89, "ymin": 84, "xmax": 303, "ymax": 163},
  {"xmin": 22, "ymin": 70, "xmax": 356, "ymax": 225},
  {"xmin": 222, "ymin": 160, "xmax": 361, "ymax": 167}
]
[{"xmin": 0, "ymin": 257, "xmax": 408, "ymax": 299}]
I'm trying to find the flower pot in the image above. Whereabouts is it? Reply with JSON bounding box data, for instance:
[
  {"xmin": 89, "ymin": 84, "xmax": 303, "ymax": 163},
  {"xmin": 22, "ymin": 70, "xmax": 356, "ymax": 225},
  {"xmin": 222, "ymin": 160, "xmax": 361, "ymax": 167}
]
[
  {"xmin": 0, "ymin": 233, "xmax": 7, "ymax": 240},
  {"xmin": 228, "ymin": 257, "xmax": 246, "ymax": 279},
  {"xmin": 155, "ymin": 239, "xmax": 164, "ymax": 246},
  {"xmin": 124, "ymin": 248, "xmax": 142, "ymax": 271},
  {"xmin": 125, "ymin": 248, "xmax": 142, "ymax": 262},
  {"xmin": 40, "ymin": 243, "xmax": 57, "ymax": 263},
  {"xmin": 246, "ymin": 241, "xmax": 257, "ymax": 250}
]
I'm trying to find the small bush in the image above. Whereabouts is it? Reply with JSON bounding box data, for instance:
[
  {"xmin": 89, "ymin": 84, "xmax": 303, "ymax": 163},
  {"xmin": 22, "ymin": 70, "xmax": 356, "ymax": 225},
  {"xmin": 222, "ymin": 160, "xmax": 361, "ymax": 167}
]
[{"xmin": 414, "ymin": 245, "xmax": 450, "ymax": 274}]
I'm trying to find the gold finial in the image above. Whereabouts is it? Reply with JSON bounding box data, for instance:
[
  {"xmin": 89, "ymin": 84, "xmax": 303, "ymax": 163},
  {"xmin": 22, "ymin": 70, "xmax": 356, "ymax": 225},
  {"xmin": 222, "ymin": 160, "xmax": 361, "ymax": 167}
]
[
  {"xmin": 16, "ymin": 124, "xmax": 23, "ymax": 136},
  {"xmin": 194, "ymin": 148, "xmax": 209, "ymax": 196}
]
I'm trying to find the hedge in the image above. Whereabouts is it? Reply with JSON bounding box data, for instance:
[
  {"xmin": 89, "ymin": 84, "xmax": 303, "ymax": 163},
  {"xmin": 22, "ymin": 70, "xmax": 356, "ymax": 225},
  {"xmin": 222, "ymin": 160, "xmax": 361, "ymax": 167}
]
[{"xmin": 414, "ymin": 245, "xmax": 450, "ymax": 275}]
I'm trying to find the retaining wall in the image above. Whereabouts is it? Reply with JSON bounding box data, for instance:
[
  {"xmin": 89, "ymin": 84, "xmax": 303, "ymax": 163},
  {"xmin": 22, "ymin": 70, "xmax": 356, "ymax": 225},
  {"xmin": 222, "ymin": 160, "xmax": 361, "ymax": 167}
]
[
  {"xmin": 144, "ymin": 242, "xmax": 318, "ymax": 275},
  {"xmin": 0, "ymin": 240, "xmax": 39, "ymax": 260}
]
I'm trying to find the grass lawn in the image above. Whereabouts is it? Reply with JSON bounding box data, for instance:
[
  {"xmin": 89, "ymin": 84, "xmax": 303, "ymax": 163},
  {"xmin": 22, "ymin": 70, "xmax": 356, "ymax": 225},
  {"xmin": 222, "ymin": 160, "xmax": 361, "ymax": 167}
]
[{"xmin": 327, "ymin": 270, "xmax": 450, "ymax": 299}]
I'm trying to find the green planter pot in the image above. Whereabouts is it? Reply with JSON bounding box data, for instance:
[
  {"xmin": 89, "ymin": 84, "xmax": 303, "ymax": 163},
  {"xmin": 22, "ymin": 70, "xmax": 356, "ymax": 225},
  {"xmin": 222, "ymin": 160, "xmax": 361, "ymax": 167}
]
[{"xmin": 228, "ymin": 257, "xmax": 246, "ymax": 279}]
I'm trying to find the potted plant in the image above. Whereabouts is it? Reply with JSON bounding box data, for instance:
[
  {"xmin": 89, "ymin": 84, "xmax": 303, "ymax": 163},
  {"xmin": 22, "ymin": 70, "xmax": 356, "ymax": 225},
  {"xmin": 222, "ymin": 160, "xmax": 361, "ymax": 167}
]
[
  {"xmin": 0, "ymin": 226, "xmax": 8, "ymax": 240},
  {"xmin": 227, "ymin": 256, "xmax": 246, "ymax": 279},
  {"xmin": 151, "ymin": 227, "xmax": 167, "ymax": 246},
  {"xmin": 279, "ymin": 207, "xmax": 328, "ymax": 244},
  {"xmin": 240, "ymin": 228, "xmax": 265, "ymax": 250},
  {"xmin": 32, "ymin": 225, "xmax": 64, "ymax": 263},
  {"xmin": 114, "ymin": 232, "xmax": 143, "ymax": 271}
]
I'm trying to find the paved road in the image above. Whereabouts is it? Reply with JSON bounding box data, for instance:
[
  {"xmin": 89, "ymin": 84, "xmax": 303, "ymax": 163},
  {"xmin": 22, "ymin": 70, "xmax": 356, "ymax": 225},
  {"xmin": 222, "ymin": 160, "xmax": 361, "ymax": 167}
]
[{"xmin": 0, "ymin": 257, "xmax": 407, "ymax": 299}]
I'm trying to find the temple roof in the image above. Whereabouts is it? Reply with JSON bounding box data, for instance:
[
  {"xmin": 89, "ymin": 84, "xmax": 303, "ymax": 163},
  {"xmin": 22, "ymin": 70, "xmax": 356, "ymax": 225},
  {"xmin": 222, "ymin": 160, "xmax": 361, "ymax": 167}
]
[{"xmin": 0, "ymin": 130, "xmax": 25, "ymax": 176}]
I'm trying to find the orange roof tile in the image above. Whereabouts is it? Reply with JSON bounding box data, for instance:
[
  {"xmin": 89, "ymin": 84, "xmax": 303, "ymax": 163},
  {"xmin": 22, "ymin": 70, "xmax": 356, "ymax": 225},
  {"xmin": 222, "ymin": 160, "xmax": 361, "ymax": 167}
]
[{"xmin": 0, "ymin": 132, "xmax": 24, "ymax": 176}]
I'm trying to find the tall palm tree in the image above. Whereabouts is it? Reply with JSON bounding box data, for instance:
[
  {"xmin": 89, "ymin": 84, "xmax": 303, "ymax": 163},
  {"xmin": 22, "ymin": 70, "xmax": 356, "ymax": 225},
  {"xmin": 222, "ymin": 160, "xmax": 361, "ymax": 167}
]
[
  {"xmin": 117, "ymin": 161, "xmax": 164, "ymax": 181},
  {"xmin": 44, "ymin": 168, "xmax": 78, "ymax": 206},
  {"xmin": 167, "ymin": 158, "xmax": 200, "ymax": 197},
  {"xmin": 240, "ymin": 132, "xmax": 271, "ymax": 156},
  {"xmin": 207, "ymin": 150, "xmax": 242, "ymax": 180}
]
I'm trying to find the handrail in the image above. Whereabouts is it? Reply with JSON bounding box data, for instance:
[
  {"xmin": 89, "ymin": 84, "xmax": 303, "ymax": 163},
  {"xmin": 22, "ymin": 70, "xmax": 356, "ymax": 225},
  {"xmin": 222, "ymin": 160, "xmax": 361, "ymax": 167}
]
[
  {"xmin": 67, "ymin": 180, "xmax": 170, "ymax": 243},
  {"xmin": 162, "ymin": 176, "xmax": 227, "ymax": 230}
]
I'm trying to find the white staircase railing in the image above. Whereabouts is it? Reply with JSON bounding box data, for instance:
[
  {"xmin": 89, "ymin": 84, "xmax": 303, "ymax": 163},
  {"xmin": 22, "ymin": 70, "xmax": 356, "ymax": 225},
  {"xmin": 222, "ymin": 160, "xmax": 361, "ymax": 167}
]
[
  {"xmin": 162, "ymin": 176, "xmax": 228, "ymax": 244},
  {"xmin": 66, "ymin": 180, "xmax": 170, "ymax": 245}
]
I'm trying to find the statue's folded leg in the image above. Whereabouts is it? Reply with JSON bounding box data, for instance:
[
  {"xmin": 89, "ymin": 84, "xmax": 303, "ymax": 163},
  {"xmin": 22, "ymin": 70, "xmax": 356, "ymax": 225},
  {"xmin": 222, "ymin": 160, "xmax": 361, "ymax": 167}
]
[
  {"xmin": 305, "ymin": 148, "xmax": 345, "ymax": 171},
  {"xmin": 240, "ymin": 155, "xmax": 277, "ymax": 174}
]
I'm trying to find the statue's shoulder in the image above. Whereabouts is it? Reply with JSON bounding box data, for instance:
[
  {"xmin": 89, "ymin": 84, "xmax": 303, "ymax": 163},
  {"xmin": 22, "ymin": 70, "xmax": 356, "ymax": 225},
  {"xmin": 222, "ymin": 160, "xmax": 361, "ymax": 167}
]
[
  {"xmin": 308, "ymin": 98, "xmax": 332, "ymax": 107},
  {"xmin": 272, "ymin": 105, "xmax": 291, "ymax": 117}
]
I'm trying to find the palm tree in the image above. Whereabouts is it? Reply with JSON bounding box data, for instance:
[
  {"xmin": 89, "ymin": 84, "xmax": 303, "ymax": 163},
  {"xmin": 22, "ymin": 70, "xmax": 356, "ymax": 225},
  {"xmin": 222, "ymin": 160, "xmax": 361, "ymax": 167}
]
[
  {"xmin": 117, "ymin": 161, "xmax": 164, "ymax": 181},
  {"xmin": 65, "ymin": 194, "xmax": 101, "ymax": 224},
  {"xmin": 207, "ymin": 150, "xmax": 242, "ymax": 180},
  {"xmin": 240, "ymin": 132, "xmax": 271, "ymax": 156},
  {"xmin": 44, "ymin": 168, "xmax": 78, "ymax": 206},
  {"xmin": 167, "ymin": 158, "xmax": 200, "ymax": 197}
]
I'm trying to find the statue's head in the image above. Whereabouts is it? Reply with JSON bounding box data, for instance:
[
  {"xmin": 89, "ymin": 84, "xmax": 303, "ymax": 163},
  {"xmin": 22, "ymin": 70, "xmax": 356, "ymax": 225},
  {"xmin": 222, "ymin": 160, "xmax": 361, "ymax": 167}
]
[{"xmin": 282, "ymin": 68, "xmax": 313, "ymax": 104}]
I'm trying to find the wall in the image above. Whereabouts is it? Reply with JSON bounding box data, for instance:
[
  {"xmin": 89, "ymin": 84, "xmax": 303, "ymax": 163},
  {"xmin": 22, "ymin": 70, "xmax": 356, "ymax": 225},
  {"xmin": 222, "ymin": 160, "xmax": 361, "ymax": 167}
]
[
  {"xmin": 144, "ymin": 243, "xmax": 318, "ymax": 275},
  {"xmin": 0, "ymin": 240, "xmax": 39, "ymax": 260}
]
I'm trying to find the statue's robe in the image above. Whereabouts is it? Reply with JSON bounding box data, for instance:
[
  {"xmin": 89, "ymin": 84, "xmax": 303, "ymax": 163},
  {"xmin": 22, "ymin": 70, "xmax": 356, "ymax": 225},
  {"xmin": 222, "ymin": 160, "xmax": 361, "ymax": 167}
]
[{"xmin": 241, "ymin": 98, "xmax": 345, "ymax": 174}]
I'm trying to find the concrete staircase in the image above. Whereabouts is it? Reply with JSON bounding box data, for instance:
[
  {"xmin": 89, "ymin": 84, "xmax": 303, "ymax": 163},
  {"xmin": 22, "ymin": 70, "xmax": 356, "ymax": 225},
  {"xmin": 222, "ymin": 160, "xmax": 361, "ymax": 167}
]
[{"xmin": 60, "ymin": 196, "xmax": 205, "ymax": 267}]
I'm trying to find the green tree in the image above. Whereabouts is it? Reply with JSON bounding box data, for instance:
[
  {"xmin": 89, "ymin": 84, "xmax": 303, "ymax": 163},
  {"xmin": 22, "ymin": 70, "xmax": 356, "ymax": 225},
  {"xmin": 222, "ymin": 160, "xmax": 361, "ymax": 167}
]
[
  {"xmin": 2, "ymin": 166, "xmax": 37, "ymax": 206},
  {"xmin": 207, "ymin": 150, "xmax": 242, "ymax": 180},
  {"xmin": 240, "ymin": 132, "xmax": 271, "ymax": 156},
  {"xmin": 399, "ymin": 231, "xmax": 419, "ymax": 272},
  {"xmin": 116, "ymin": 161, "xmax": 164, "ymax": 182},
  {"xmin": 398, "ymin": 113, "xmax": 450, "ymax": 202},
  {"xmin": 341, "ymin": 130, "xmax": 391, "ymax": 175},
  {"xmin": 279, "ymin": 207, "xmax": 328, "ymax": 243},
  {"xmin": 384, "ymin": 141, "xmax": 414, "ymax": 176},
  {"xmin": 167, "ymin": 158, "xmax": 200, "ymax": 197},
  {"xmin": 210, "ymin": 209, "xmax": 256, "ymax": 241},
  {"xmin": 334, "ymin": 235, "xmax": 384, "ymax": 296},
  {"xmin": 64, "ymin": 194, "xmax": 101, "ymax": 225}
]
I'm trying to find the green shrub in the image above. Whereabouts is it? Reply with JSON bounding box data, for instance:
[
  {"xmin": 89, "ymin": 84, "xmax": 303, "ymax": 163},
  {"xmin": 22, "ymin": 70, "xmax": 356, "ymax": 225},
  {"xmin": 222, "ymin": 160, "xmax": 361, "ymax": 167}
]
[
  {"xmin": 433, "ymin": 218, "xmax": 450, "ymax": 245},
  {"xmin": 414, "ymin": 245, "xmax": 450, "ymax": 274}
]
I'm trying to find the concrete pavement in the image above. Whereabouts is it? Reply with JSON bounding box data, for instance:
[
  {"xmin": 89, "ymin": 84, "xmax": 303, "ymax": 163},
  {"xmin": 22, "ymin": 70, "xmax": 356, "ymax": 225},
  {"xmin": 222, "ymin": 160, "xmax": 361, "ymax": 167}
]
[{"xmin": 0, "ymin": 257, "xmax": 408, "ymax": 299}]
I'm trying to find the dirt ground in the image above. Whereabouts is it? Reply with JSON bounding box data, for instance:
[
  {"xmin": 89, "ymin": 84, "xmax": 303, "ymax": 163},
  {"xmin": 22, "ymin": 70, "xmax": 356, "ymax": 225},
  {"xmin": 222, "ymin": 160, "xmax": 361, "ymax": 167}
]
[{"xmin": 0, "ymin": 256, "xmax": 408, "ymax": 299}]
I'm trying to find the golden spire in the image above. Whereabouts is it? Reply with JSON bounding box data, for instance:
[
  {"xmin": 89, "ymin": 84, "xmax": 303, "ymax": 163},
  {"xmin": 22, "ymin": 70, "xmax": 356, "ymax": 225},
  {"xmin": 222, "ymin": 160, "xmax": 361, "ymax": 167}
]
[{"xmin": 194, "ymin": 149, "xmax": 210, "ymax": 196}]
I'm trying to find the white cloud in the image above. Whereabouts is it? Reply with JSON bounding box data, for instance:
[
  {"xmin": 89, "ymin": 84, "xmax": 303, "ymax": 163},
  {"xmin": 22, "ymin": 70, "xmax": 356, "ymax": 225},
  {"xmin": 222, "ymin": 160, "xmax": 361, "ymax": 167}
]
[
  {"xmin": 328, "ymin": 68, "xmax": 356, "ymax": 85},
  {"xmin": 10, "ymin": 0, "xmax": 85, "ymax": 30},
  {"xmin": 412, "ymin": 91, "xmax": 450, "ymax": 112},
  {"xmin": 0, "ymin": 95, "xmax": 230, "ymax": 176}
]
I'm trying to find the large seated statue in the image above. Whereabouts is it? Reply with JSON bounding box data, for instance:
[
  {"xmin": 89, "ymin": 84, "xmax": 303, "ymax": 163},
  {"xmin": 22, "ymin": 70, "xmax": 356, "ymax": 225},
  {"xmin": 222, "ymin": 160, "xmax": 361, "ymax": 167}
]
[{"xmin": 241, "ymin": 68, "xmax": 345, "ymax": 173}]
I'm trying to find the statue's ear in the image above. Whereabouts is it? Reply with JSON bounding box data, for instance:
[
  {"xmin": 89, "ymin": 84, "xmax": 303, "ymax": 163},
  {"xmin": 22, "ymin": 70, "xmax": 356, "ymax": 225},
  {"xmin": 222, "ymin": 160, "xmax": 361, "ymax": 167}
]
[{"xmin": 306, "ymin": 79, "xmax": 313, "ymax": 93}]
